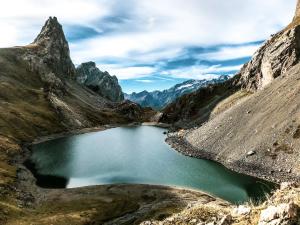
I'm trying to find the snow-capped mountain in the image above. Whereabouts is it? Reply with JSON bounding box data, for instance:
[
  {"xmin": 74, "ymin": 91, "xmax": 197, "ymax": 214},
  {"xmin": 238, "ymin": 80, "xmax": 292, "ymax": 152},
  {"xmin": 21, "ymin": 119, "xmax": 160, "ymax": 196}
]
[{"xmin": 124, "ymin": 75, "xmax": 230, "ymax": 110}]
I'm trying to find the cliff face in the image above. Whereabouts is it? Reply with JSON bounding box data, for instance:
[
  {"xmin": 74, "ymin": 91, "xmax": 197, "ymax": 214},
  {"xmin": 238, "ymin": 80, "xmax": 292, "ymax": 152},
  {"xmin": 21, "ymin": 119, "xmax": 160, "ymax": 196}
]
[
  {"xmin": 76, "ymin": 62, "xmax": 124, "ymax": 102},
  {"xmin": 236, "ymin": 24, "xmax": 300, "ymax": 91}
]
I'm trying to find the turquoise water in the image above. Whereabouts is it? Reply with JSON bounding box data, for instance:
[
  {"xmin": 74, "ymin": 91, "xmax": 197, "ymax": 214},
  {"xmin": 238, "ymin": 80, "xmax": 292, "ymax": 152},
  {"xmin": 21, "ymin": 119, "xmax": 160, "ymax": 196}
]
[{"xmin": 30, "ymin": 126, "xmax": 275, "ymax": 203}]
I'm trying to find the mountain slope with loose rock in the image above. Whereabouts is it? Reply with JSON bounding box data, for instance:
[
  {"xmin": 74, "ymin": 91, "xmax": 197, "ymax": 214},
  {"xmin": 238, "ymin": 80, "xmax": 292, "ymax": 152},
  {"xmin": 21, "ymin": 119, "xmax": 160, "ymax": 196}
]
[{"xmin": 162, "ymin": 1, "xmax": 300, "ymax": 184}]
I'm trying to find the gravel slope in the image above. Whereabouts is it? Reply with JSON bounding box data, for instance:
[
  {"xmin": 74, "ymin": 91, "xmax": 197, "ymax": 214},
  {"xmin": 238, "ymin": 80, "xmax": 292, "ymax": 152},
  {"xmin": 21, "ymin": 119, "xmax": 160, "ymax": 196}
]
[{"xmin": 183, "ymin": 64, "xmax": 300, "ymax": 183}]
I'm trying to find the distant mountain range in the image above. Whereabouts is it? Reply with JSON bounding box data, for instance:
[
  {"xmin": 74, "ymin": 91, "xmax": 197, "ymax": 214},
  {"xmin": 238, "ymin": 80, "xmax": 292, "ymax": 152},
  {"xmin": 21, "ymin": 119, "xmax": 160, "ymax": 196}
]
[{"xmin": 124, "ymin": 75, "xmax": 230, "ymax": 109}]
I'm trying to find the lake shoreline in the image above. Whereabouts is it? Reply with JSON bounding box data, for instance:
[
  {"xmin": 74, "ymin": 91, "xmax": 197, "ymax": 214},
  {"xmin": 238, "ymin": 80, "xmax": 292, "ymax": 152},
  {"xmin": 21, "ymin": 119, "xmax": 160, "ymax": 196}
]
[
  {"xmin": 165, "ymin": 130, "xmax": 299, "ymax": 184},
  {"xmin": 32, "ymin": 122, "xmax": 171, "ymax": 144}
]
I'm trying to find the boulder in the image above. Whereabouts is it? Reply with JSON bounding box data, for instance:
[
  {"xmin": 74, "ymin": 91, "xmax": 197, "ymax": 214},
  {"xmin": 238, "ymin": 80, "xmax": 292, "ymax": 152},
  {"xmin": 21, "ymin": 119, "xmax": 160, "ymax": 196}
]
[{"xmin": 258, "ymin": 203, "xmax": 299, "ymax": 225}]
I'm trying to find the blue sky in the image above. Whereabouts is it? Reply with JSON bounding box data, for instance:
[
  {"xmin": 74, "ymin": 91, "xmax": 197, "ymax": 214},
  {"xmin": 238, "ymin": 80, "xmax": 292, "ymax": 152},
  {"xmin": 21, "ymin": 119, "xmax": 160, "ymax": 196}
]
[{"xmin": 0, "ymin": 0, "xmax": 297, "ymax": 93}]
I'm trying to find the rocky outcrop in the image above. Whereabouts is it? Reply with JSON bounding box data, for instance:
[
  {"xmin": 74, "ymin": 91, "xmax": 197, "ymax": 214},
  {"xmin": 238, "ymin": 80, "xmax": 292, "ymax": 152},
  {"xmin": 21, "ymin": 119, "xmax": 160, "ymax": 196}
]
[
  {"xmin": 236, "ymin": 0, "xmax": 300, "ymax": 92},
  {"xmin": 237, "ymin": 26, "xmax": 300, "ymax": 91},
  {"xmin": 258, "ymin": 203, "xmax": 298, "ymax": 225},
  {"xmin": 114, "ymin": 100, "xmax": 157, "ymax": 123},
  {"xmin": 76, "ymin": 62, "xmax": 124, "ymax": 102},
  {"xmin": 125, "ymin": 76, "xmax": 230, "ymax": 110}
]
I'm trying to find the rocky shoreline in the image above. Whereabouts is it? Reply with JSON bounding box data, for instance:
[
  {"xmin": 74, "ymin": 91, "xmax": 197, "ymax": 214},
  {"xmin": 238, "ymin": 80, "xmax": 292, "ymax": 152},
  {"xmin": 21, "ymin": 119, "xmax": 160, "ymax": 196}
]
[{"xmin": 166, "ymin": 130, "xmax": 299, "ymax": 185}]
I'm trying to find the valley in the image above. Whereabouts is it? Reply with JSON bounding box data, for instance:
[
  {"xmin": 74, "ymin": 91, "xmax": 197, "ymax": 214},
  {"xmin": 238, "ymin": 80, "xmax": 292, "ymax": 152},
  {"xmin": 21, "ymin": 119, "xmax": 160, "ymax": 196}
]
[{"xmin": 1, "ymin": 1, "xmax": 300, "ymax": 225}]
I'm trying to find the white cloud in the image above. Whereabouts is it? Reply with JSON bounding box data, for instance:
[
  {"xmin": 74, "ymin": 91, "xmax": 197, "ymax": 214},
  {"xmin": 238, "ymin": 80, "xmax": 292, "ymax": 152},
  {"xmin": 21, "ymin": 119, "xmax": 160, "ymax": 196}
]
[
  {"xmin": 200, "ymin": 44, "xmax": 261, "ymax": 61},
  {"xmin": 0, "ymin": 0, "xmax": 111, "ymax": 46},
  {"xmin": 136, "ymin": 79, "xmax": 155, "ymax": 83},
  {"xmin": 69, "ymin": 0, "xmax": 296, "ymax": 78},
  {"xmin": 163, "ymin": 64, "xmax": 243, "ymax": 79},
  {"xmin": 1, "ymin": 0, "xmax": 296, "ymax": 47},
  {"xmin": 98, "ymin": 64, "xmax": 156, "ymax": 80}
]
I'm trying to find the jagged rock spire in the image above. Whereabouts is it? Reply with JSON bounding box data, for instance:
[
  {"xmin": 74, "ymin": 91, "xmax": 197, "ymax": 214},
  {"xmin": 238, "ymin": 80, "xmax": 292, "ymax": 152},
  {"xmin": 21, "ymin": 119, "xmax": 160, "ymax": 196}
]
[
  {"xmin": 32, "ymin": 17, "xmax": 76, "ymax": 79},
  {"xmin": 34, "ymin": 17, "xmax": 67, "ymax": 45}
]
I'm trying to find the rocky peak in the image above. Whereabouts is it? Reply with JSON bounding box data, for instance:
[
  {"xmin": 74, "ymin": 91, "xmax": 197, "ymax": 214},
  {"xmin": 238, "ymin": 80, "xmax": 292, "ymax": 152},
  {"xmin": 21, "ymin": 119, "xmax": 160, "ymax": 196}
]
[
  {"xmin": 76, "ymin": 62, "xmax": 124, "ymax": 102},
  {"xmin": 29, "ymin": 16, "xmax": 76, "ymax": 79},
  {"xmin": 34, "ymin": 17, "xmax": 66, "ymax": 46}
]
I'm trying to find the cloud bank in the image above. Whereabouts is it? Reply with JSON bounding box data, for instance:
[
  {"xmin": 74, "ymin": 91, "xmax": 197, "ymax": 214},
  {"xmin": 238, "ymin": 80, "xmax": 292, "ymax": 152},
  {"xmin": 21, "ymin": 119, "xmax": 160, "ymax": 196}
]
[{"xmin": 0, "ymin": 0, "xmax": 296, "ymax": 92}]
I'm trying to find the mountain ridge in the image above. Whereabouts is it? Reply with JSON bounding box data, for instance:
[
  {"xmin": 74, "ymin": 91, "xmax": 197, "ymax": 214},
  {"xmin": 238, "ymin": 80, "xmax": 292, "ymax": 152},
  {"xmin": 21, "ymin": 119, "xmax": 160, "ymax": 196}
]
[
  {"xmin": 76, "ymin": 61, "xmax": 124, "ymax": 102},
  {"xmin": 125, "ymin": 75, "xmax": 230, "ymax": 109}
]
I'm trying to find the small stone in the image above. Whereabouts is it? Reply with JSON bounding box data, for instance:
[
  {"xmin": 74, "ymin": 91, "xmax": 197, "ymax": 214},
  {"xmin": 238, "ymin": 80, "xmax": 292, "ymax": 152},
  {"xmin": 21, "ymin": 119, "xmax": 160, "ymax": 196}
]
[
  {"xmin": 219, "ymin": 215, "xmax": 232, "ymax": 225},
  {"xmin": 190, "ymin": 218, "xmax": 197, "ymax": 223},
  {"xmin": 247, "ymin": 150, "xmax": 256, "ymax": 156},
  {"xmin": 233, "ymin": 205, "xmax": 251, "ymax": 216},
  {"xmin": 280, "ymin": 182, "xmax": 296, "ymax": 190},
  {"xmin": 287, "ymin": 169, "xmax": 292, "ymax": 173},
  {"xmin": 167, "ymin": 217, "xmax": 174, "ymax": 222}
]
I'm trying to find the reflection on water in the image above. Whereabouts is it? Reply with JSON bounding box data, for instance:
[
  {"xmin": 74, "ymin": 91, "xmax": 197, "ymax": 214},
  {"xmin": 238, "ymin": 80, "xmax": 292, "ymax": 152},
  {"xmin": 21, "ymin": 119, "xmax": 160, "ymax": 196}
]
[{"xmin": 29, "ymin": 126, "xmax": 276, "ymax": 203}]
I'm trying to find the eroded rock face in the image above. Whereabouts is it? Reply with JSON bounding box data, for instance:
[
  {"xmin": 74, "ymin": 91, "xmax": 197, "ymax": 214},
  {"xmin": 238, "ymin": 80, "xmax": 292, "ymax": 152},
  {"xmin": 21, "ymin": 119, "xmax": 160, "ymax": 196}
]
[
  {"xmin": 76, "ymin": 62, "xmax": 124, "ymax": 102},
  {"xmin": 237, "ymin": 0, "xmax": 300, "ymax": 92},
  {"xmin": 237, "ymin": 25, "xmax": 300, "ymax": 91}
]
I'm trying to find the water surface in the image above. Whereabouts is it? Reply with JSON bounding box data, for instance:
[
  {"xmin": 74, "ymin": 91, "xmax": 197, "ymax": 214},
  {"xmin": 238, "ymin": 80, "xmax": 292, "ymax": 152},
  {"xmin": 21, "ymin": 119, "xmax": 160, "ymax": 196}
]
[{"xmin": 30, "ymin": 126, "xmax": 275, "ymax": 203}]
